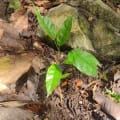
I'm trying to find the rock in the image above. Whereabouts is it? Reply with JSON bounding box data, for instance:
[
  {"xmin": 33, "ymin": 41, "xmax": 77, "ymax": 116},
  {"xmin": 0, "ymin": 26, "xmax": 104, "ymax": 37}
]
[
  {"xmin": 0, "ymin": 53, "xmax": 34, "ymax": 93},
  {"xmin": 0, "ymin": 107, "xmax": 40, "ymax": 120},
  {"xmin": 32, "ymin": 56, "xmax": 46, "ymax": 74},
  {"xmin": 92, "ymin": 20, "xmax": 120, "ymax": 57},
  {"xmin": 37, "ymin": 1, "xmax": 120, "ymax": 57},
  {"xmin": 64, "ymin": 0, "xmax": 120, "ymax": 30},
  {"xmin": 47, "ymin": 3, "xmax": 94, "ymax": 51}
]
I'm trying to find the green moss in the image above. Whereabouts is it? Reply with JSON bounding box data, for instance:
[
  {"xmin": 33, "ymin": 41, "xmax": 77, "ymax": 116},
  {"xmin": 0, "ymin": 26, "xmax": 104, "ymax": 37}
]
[
  {"xmin": 93, "ymin": 21, "xmax": 116, "ymax": 42},
  {"xmin": 80, "ymin": 0, "xmax": 120, "ymax": 29},
  {"xmin": 8, "ymin": 0, "xmax": 21, "ymax": 11},
  {"xmin": 92, "ymin": 20, "xmax": 120, "ymax": 56},
  {"xmin": 0, "ymin": 57, "xmax": 12, "ymax": 71},
  {"xmin": 78, "ymin": 15, "xmax": 90, "ymax": 34}
]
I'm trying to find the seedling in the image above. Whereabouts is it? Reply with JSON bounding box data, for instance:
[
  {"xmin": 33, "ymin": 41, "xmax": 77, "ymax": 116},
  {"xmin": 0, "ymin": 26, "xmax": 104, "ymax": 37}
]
[{"xmin": 34, "ymin": 6, "xmax": 101, "ymax": 96}]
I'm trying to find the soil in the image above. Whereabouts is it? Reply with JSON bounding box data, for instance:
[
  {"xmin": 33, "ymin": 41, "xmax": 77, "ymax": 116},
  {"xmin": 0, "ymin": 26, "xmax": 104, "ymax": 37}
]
[{"xmin": 36, "ymin": 43, "xmax": 116, "ymax": 120}]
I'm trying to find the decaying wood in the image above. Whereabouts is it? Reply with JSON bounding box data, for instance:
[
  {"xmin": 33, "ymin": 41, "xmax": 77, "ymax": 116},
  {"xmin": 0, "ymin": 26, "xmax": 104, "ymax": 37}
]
[{"xmin": 93, "ymin": 92, "xmax": 120, "ymax": 120}]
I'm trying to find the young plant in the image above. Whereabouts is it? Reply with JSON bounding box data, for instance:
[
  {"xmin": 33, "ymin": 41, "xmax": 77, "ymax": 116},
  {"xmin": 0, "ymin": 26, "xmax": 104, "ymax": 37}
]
[
  {"xmin": 34, "ymin": 6, "xmax": 101, "ymax": 96},
  {"xmin": 34, "ymin": 5, "xmax": 72, "ymax": 62}
]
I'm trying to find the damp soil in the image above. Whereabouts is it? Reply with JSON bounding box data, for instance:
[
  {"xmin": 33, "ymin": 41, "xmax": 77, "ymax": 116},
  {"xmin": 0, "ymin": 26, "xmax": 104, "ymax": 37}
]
[{"xmin": 35, "ymin": 43, "xmax": 116, "ymax": 120}]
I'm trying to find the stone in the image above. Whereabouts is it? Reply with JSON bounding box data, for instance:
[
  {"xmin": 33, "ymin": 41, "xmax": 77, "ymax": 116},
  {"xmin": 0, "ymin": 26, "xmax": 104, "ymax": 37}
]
[
  {"xmin": 37, "ymin": 1, "xmax": 120, "ymax": 57},
  {"xmin": 0, "ymin": 53, "xmax": 34, "ymax": 93},
  {"xmin": 92, "ymin": 20, "xmax": 120, "ymax": 57},
  {"xmin": 47, "ymin": 3, "xmax": 94, "ymax": 51},
  {"xmin": 0, "ymin": 107, "xmax": 40, "ymax": 120},
  {"xmin": 64, "ymin": 0, "xmax": 120, "ymax": 29},
  {"xmin": 63, "ymin": 0, "xmax": 120, "ymax": 57}
]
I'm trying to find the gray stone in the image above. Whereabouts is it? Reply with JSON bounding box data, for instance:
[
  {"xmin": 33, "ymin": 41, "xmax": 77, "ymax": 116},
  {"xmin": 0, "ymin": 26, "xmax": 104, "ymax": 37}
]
[
  {"xmin": 47, "ymin": 3, "xmax": 94, "ymax": 51},
  {"xmin": 37, "ymin": 1, "xmax": 120, "ymax": 57},
  {"xmin": 92, "ymin": 20, "xmax": 120, "ymax": 57},
  {"xmin": 64, "ymin": 0, "xmax": 120, "ymax": 30},
  {"xmin": 0, "ymin": 107, "xmax": 40, "ymax": 120}
]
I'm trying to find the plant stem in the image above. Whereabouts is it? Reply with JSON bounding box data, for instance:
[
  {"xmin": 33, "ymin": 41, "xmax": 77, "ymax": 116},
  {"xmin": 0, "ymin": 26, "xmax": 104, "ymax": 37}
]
[
  {"xmin": 57, "ymin": 47, "xmax": 61, "ymax": 64},
  {"xmin": 55, "ymin": 41, "xmax": 61, "ymax": 64}
]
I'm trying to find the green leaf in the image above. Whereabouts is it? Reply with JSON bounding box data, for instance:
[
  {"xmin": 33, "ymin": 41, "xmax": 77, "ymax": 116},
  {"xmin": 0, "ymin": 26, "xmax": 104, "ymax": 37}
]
[
  {"xmin": 45, "ymin": 64, "xmax": 63, "ymax": 96},
  {"xmin": 61, "ymin": 73, "xmax": 70, "ymax": 79},
  {"xmin": 106, "ymin": 89, "xmax": 120, "ymax": 103},
  {"xmin": 64, "ymin": 49, "xmax": 101, "ymax": 77},
  {"xmin": 56, "ymin": 16, "xmax": 72, "ymax": 46},
  {"xmin": 34, "ymin": 6, "xmax": 56, "ymax": 40}
]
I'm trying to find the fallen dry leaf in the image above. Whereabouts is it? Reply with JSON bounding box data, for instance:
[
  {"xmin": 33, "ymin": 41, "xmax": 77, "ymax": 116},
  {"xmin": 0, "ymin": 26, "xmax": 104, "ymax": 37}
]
[
  {"xmin": 10, "ymin": 9, "xmax": 28, "ymax": 33},
  {"xmin": 61, "ymin": 81, "xmax": 68, "ymax": 87},
  {"xmin": 0, "ymin": 8, "xmax": 29, "ymax": 51},
  {"xmin": 73, "ymin": 80, "xmax": 83, "ymax": 87},
  {"xmin": 0, "ymin": 19, "xmax": 27, "ymax": 51},
  {"xmin": 24, "ymin": 103, "xmax": 42, "ymax": 113}
]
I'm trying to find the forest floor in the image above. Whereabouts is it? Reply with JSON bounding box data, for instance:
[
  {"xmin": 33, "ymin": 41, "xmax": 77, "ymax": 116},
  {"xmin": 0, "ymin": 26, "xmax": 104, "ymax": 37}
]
[{"xmin": 0, "ymin": 0, "xmax": 120, "ymax": 120}]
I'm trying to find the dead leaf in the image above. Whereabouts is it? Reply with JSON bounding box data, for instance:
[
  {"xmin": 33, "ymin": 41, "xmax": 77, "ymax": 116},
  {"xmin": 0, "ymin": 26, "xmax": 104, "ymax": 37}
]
[
  {"xmin": 73, "ymin": 80, "xmax": 83, "ymax": 87},
  {"xmin": 0, "ymin": 18, "xmax": 27, "ymax": 51},
  {"xmin": 0, "ymin": 8, "xmax": 29, "ymax": 51},
  {"xmin": 0, "ymin": 9, "xmax": 31, "ymax": 52},
  {"xmin": 10, "ymin": 9, "xmax": 28, "ymax": 33},
  {"xmin": 24, "ymin": 103, "xmax": 42, "ymax": 113},
  {"xmin": 61, "ymin": 81, "xmax": 68, "ymax": 87}
]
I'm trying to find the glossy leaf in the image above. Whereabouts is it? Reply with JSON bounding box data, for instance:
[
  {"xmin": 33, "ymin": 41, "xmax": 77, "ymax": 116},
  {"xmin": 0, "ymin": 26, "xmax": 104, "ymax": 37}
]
[
  {"xmin": 45, "ymin": 64, "xmax": 62, "ymax": 96},
  {"xmin": 64, "ymin": 49, "xmax": 101, "ymax": 77},
  {"xmin": 34, "ymin": 6, "xmax": 56, "ymax": 40},
  {"xmin": 56, "ymin": 16, "xmax": 72, "ymax": 46}
]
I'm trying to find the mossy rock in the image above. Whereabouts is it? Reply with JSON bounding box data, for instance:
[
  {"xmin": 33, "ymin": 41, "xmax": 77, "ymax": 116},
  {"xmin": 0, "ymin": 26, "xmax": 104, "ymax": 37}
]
[
  {"xmin": 47, "ymin": 4, "xmax": 94, "ymax": 51},
  {"xmin": 92, "ymin": 20, "xmax": 120, "ymax": 57}
]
